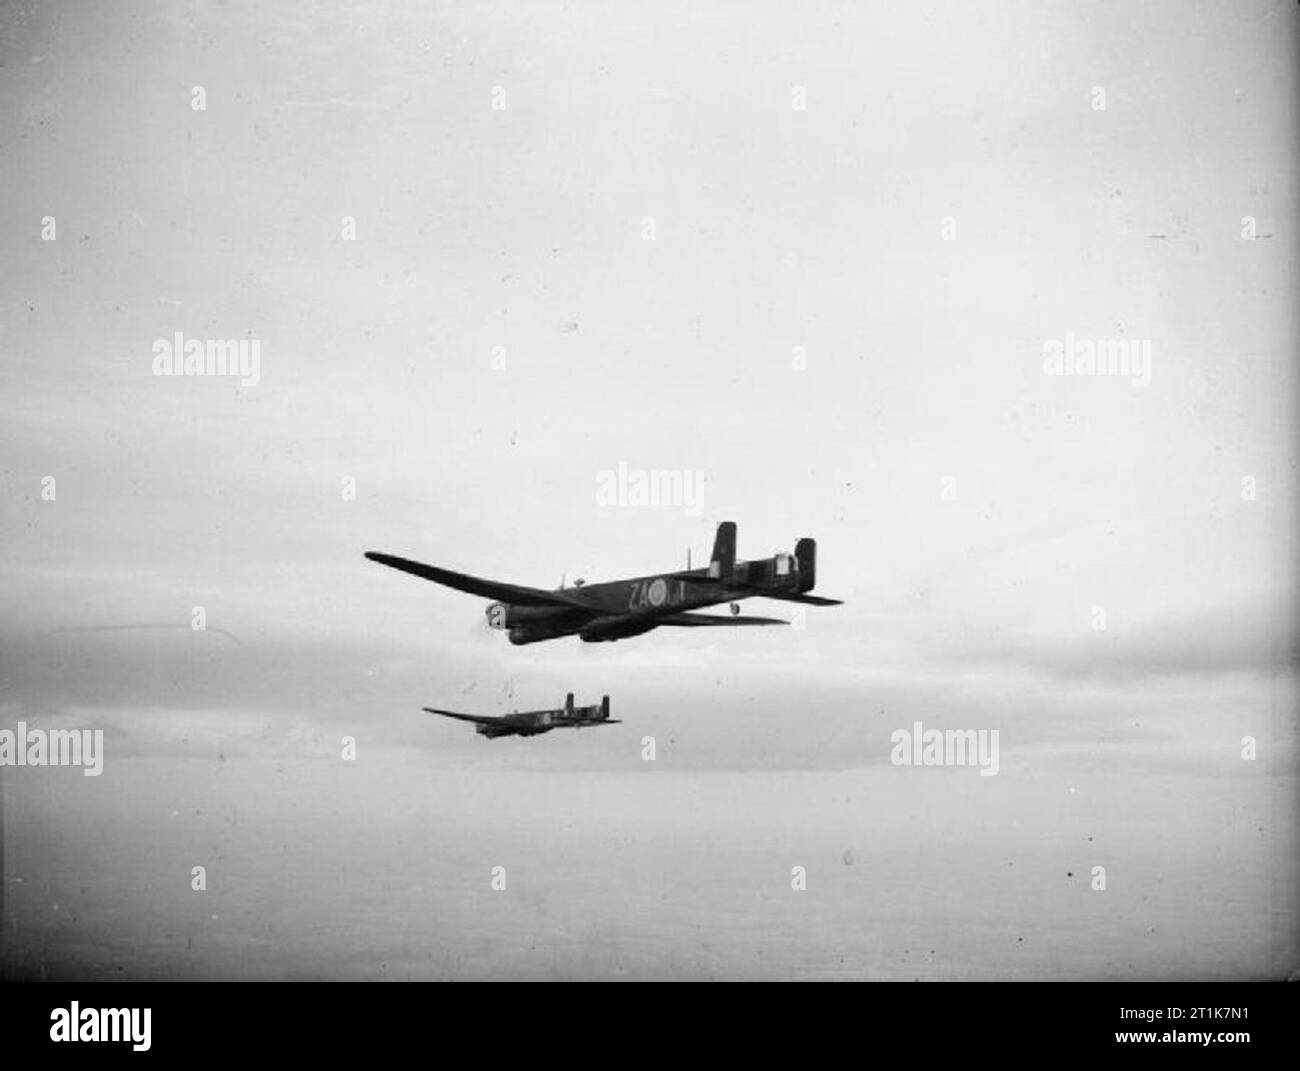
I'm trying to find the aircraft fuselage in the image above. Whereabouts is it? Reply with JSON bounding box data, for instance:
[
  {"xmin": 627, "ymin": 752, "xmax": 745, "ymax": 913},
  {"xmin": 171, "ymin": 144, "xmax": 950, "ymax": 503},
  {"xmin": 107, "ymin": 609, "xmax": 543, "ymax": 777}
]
[
  {"xmin": 491, "ymin": 561, "xmax": 804, "ymax": 644},
  {"xmin": 478, "ymin": 704, "xmax": 609, "ymax": 737},
  {"xmin": 424, "ymin": 695, "xmax": 619, "ymax": 738}
]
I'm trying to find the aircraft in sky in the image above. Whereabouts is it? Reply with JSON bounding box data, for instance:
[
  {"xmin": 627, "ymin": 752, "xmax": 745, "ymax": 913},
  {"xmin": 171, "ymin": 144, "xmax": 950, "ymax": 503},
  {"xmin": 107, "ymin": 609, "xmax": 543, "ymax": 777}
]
[
  {"xmin": 424, "ymin": 693, "xmax": 618, "ymax": 739},
  {"xmin": 365, "ymin": 521, "xmax": 843, "ymax": 645}
]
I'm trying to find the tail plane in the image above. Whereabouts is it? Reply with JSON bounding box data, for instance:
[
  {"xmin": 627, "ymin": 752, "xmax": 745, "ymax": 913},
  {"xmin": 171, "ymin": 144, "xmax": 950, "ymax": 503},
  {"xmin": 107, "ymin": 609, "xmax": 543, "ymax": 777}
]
[{"xmin": 794, "ymin": 537, "xmax": 816, "ymax": 592}]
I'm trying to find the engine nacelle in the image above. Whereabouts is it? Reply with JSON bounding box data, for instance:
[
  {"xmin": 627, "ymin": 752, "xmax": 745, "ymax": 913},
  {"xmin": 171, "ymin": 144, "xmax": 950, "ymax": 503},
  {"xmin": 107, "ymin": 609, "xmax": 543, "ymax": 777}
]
[
  {"xmin": 579, "ymin": 617, "xmax": 658, "ymax": 643},
  {"xmin": 507, "ymin": 621, "xmax": 574, "ymax": 645}
]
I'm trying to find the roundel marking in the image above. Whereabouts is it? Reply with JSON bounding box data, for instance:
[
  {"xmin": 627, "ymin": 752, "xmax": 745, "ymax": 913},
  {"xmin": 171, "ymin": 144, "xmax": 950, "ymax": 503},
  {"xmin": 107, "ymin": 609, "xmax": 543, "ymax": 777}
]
[{"xmin": 647, "ymin": 577, "xmax": 668, "ymax": 607}]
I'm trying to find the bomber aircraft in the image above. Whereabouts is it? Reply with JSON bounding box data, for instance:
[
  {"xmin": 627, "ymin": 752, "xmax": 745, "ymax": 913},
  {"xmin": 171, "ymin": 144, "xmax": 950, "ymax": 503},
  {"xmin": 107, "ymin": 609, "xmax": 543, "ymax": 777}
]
[
  {"xmin": 424, "ymin": 693, "xmax": 618, "ymax": 739},
  {"xmin": 365, "ymin": 521, "xmax": 842, "ymax": 645}
]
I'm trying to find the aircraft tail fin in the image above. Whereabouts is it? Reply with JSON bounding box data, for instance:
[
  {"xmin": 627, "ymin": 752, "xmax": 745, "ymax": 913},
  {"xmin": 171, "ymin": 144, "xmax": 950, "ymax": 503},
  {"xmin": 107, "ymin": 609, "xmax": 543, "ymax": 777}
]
[
  {"xmin": 565, "ymin": 692, "xmax": 574, "ymax": 714},
  {"xmin": 601, "ymin": 695, "xmax": 610, "ymax": 720},
  {"xmin": 709, "ymin": 521, "xmax": 737, "ymax": 579},
  {"xmin": 795, "ymin": 537, "xmax": 816, "ymax": 592}
]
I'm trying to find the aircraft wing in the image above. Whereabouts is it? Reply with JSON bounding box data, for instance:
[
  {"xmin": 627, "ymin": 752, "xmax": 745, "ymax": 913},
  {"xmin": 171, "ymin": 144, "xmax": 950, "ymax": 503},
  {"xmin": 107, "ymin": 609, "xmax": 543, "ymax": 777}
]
[
  {"xmin": 656, "ymin": 612, "xmax": 789, "ymax": 626},
  {"xmin": 366, "ymin": 552, "xmax": 591, "ymax": 608},
  {"xmin": 752, "ymin": 591, "xmax": 845, "ymax": 606},
  {"xmin": 423, "ymin": 707, "xmax": 504, "ymax": 726}
]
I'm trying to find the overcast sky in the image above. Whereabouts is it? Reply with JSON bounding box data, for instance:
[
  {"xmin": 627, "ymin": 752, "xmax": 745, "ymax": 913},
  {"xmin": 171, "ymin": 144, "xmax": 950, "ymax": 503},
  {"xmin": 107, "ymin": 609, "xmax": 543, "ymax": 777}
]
[{"xmin": 1, "ymin": 0, "xmax": 1295, "ymax": 979}]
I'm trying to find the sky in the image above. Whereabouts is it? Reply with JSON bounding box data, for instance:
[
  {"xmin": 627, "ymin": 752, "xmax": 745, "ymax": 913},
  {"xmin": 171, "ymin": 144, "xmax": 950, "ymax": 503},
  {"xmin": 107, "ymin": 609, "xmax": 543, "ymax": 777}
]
[{"xmin": 0, "ymin": 0, "xmax": 1296, "ymax": 980}]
